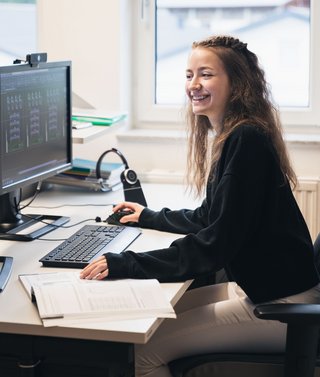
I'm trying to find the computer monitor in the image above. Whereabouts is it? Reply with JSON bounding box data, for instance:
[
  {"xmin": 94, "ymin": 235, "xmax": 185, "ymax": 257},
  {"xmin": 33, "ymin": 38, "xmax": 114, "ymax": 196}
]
[{"xmin": 0, "ymin": 60, "xmax": 72, "ymax": 241}]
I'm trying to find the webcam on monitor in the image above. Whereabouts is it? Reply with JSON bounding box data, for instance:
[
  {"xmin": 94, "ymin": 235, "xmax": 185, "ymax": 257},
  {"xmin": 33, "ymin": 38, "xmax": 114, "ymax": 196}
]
[
  {"xmin": 26, "ymin": 52, "xmax": 48, "ymax": 67},
  {"xmin": 13, "ymin": 52, "xmax": 48, "ymax": 67}
]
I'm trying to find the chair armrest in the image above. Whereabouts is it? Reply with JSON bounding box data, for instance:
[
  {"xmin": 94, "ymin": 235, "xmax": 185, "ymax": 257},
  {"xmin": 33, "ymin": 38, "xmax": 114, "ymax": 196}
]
[
  {"xmin": 0, "ymin": 256, "xmax": 13, "ymax": 292},
  {"xmin": 254, "ymin": 303, "xmax": 320, "ymax": 325}
]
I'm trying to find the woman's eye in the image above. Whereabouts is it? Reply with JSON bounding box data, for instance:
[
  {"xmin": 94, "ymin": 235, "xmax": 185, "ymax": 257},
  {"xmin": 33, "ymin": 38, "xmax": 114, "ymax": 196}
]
[{"xmin": 202, "ymin": 73, "xmax": 212, "ymax": 78}]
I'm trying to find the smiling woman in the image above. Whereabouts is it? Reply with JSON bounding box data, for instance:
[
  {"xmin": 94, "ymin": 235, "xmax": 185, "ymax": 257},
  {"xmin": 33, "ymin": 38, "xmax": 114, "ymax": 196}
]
[{"xmin": 81, "ymin": 34, "xmax": 320, "ymax": 377}]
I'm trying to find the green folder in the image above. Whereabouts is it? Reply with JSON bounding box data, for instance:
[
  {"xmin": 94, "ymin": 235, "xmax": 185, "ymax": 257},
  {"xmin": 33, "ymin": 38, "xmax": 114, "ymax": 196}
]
[{"xmin": 72, "ymin": 113, "xmax": 127, "ymax": 126}]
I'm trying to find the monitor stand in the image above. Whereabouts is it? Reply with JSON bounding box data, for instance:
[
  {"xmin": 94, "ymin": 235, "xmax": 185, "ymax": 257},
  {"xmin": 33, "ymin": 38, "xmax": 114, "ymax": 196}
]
[{"xmin": 0, "ymin": 191, "xmax": 70, "ymax": 241}]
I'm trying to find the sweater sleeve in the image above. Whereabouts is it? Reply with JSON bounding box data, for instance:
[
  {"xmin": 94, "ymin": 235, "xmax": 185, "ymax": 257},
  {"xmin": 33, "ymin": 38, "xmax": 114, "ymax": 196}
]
[
  {"xmin": 137, "ymin": 198, "xmax": 209, "ymax": 234},
  {"xmin": 106, "ymin": 126, "xmax": 271, "ymax": 282}
]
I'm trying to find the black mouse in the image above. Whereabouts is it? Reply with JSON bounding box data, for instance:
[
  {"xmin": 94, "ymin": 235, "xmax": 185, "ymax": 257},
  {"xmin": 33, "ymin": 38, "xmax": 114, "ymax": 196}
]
[{"xmin": 106, "ymin": 210, "xmax": 136, "ymax": 227}]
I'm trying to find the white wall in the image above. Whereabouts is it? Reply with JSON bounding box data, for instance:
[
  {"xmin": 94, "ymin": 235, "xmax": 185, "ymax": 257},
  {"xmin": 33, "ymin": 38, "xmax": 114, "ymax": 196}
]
[
  {"xmin": 37, "ymin": 0, "xmax": 131, "ymax": 162},
  {"xmin": 37, "ymin": 0, "xmax": 126, "ymax": 113}
]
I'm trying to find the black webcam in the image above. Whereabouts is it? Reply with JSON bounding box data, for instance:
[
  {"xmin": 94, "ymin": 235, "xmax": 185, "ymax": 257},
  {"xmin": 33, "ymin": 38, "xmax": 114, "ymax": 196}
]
[{"xmin": 26, "ymin": 53, "xmax": 48, "ymax": 67}]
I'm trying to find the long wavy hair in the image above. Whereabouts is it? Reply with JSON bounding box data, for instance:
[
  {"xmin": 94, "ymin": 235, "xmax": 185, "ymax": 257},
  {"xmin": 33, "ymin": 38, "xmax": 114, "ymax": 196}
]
[{"xmin": 186, "ymin": 35, "xmax": 296, "ymax": 197}]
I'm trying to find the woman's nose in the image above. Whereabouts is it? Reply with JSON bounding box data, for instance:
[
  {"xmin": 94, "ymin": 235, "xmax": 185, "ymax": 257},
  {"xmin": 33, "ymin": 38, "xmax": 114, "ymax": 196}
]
[{"xmin": 190, "ymin": 80, "xmax": 201, "ymax": 91}]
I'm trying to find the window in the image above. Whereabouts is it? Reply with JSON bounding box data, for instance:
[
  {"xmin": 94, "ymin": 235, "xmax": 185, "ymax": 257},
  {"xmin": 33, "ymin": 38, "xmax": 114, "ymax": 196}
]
[
  {"xmin": 0, "ymin": 0, "xmax": 36, "ymax": 66},
  {"xmin": 132, "ymin": 0, "xmax": 320, "ymax": 129}
]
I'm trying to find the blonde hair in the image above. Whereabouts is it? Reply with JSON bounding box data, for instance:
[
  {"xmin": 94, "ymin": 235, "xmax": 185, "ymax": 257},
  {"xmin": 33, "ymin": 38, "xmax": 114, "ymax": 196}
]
[{"xmin": 186, "ymin": 35, "xmax": 296, "ymax": 197}]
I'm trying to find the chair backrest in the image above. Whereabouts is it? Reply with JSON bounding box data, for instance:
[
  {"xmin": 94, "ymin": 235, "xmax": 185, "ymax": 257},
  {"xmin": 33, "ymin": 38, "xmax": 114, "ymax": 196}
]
[{"xmin": 313, "ymin": 233, "xmax": 320, "ymax": 272}]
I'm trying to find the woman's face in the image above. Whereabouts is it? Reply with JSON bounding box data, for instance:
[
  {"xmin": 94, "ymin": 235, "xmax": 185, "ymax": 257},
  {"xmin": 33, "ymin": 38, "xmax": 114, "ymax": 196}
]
[{"xmin": 185, "ymin": 47, "xmax": 231, "ymax": 129}]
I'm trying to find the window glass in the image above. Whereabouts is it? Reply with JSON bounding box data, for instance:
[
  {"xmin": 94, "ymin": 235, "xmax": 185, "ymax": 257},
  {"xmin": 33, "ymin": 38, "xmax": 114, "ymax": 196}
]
[
  {"xmin": 0, "ymin": 0, "xmax": 36, "ymax": 66},
  {"xmin": 156, "ymin": 0, "xmax": 310, "ymax": 108}
]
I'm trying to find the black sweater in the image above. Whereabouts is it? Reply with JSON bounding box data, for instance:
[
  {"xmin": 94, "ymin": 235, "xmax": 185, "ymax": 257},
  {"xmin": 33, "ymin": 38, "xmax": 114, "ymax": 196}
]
[{"xmin": 105, "ymin": 125, "xmax": 319, "ymax": 304}]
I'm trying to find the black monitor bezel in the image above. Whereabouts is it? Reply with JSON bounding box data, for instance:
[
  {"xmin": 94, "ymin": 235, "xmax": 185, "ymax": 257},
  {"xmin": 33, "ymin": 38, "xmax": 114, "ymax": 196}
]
[{"xmin": 0, "ymin": 60, "xmax": 73, "ymax": 195}]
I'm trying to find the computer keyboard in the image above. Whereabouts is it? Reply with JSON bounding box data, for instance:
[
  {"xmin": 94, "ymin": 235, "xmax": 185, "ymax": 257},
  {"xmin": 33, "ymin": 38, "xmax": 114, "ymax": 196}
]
[{"xmin": 39, "ymin": 224, "xmax": 141, "ymax": 268}]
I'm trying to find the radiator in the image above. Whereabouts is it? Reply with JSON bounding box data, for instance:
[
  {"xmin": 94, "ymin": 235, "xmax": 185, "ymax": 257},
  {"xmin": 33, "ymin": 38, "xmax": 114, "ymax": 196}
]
[{"xmin": 293, "ymin": 179, "xmax": 320, "ymax": 241}]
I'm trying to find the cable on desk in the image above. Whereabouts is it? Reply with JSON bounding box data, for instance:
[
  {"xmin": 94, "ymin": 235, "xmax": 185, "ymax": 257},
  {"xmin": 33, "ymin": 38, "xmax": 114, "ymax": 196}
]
[
  {"xmin": 19, "ymin": 182, "xmax": 42, "ymax": 210},
  {"xmin": 19, "ymin": 181, "xmax": 115, "ymax": 210},
  {"xmin": 18, "ymin": 184, "xmax": 115, "ymax": 240},
  {"xmin": 21, "ymin": 213, "xmax": 97, "ymax": 230},
  {"xmin": 28, "ymin": 202, "xmax": 115, "ymax": 209}
]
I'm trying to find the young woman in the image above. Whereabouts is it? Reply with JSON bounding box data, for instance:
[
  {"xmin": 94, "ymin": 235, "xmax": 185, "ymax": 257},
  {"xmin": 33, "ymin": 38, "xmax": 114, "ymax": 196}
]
[{"xmin": 81, "ymin": 35, "xmax": 320, "ymax": 377}]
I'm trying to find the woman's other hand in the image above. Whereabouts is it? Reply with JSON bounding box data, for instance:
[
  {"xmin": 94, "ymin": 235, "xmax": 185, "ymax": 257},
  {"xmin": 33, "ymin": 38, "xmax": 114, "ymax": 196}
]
[{"xmin": 80, "ymin": 255, "xmax": 109, "ymax": 280}]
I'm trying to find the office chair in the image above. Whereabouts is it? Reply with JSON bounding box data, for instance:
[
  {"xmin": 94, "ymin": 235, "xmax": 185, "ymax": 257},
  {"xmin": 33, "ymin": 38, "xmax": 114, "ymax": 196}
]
[{"xmin": 169, "ymin": 233, "xmax": 320, "ymax": 377}]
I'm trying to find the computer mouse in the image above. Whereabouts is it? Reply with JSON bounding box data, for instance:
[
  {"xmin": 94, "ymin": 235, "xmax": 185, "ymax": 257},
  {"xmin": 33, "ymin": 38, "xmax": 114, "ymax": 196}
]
[{"xmin": 106, "ymin": 210, "xmax": 137, "ymax": 227}]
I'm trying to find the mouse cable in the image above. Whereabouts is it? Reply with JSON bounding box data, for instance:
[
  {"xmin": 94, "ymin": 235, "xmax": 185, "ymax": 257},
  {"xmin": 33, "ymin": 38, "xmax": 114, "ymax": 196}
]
[
  {"xmin": 7, "ymin": 214, "xmax": 94, "ymax": 242},
  {"xmin": 27, "ymin": 202, "xmax": 115, "ymax": 209},
  {"xmin": 21, "ymin": 213, "xmax": 97, "ymax": 232},
  {"xmin": 35, "ymin": 217, "xmax": 107, "ymax": 241},
  {"xmin": 19, "ymin": 181, "xmax": 115, "ymax": 210}
]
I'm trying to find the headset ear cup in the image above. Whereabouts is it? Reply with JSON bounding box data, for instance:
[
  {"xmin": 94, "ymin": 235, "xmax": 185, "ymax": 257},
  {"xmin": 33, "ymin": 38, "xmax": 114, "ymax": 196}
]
[{"xmin": 121, "ymin": 169, "xmax": 138, "ymax": 185}]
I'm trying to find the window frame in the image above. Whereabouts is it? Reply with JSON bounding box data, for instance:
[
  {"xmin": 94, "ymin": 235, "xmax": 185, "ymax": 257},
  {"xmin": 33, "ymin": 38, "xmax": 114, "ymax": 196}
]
[{"xmin": 131, "ymin": 0, "xmax": 320, "ymax": 132}]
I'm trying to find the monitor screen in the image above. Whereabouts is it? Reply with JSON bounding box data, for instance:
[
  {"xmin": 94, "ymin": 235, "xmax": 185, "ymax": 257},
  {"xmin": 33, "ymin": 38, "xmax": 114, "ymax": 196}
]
[{"xmin": 0, "ymin": 60, "xmax": 72, "ymax": 240}]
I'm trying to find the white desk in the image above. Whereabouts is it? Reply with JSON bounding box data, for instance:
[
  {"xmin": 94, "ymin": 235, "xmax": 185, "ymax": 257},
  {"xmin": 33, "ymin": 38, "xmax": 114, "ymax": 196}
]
[{"xmin": 0, "ymin": 183, "xmax": 196, "ymax": 376}]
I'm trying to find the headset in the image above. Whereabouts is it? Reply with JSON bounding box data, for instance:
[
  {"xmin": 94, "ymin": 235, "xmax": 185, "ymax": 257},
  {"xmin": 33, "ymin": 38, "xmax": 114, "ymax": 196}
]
[{"xmin": 95, "ymin": 148, "xmax": 148, "ymax": 207}]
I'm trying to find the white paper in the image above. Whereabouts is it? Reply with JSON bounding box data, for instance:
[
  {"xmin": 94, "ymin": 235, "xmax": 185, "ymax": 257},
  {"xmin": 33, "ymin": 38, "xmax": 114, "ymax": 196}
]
[{"xmin": 19, "ymin": 272, "xmax": 176, "ymax": 326}]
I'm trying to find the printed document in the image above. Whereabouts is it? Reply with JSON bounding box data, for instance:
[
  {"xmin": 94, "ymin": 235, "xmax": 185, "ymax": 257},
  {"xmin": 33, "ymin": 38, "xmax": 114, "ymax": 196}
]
[{"xmin": 19, "ymin": 272, "xmax": 176, "ymax": 327}]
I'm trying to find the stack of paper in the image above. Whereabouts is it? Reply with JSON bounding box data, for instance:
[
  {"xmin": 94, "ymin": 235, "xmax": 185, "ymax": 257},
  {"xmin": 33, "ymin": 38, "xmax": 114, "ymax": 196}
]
[
  {"xmin": 46, "ymin": 157, "xmax": 124, "ymax": 192},
  {"xmin": 19, "ymin": 272, "xmax": 176, "ymax": 327}
]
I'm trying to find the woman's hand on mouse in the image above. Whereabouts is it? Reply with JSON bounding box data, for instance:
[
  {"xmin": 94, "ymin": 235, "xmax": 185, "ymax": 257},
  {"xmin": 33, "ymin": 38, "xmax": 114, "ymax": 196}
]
[{"xmin": 112, "ymin": 201, "xmax": 145, "ymax": 223}]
